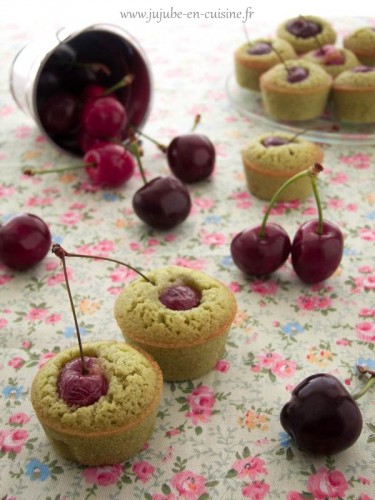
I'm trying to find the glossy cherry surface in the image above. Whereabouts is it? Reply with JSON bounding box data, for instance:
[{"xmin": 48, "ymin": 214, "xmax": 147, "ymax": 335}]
[
  {"xmin": 84, "ymin": 144, "xmax": 135, "ymax": 188},
  {"xmin": 159, "ymin": 285, "xmax": 201, "ymax": 310},
  {"xmin": 291, "ymin": 219, "xmax": 343, "ymax": 284},
  {"xmin": 286, "ymin": 18, "xmax": 322, "ymax": 38},
  {"xmin": 81, "ymin": 96, "xmax": 127, "ymax": 138},
  {"xmin": 167, "ymin": 134, "xmax": 215, "ymax": 183},
  {"xmin": 0, "ymin": 213, "xmax": 51, "ymax": 270},
  {"xmin": 280, "ymin": 373, "xmax": 363, "ymax": 455},
  {"xmin": 324, "ymin": 50, "xmax": 345, "ymax": 66},
  {"xmin": 40, "ymin": 92, "xmax": 80, "ymax": 135},
  {"xmin": 287, "ymin": 66, "xmax": 309, "ymax": 83},
  {"xmin": 262, "ymin": 136, "xmax": 289, "ymax": 147},
  {"xmin": 58, "ymin": 356, "xmax": 108, "ymax": 407},
  {"xmin": 248, "ymin": 42, "xmax": 272, "ymax": 55},
  {"xmin": 230, "ymin": 223, "xmax": 291, "ymax": 276},
  {"xmin": 132, "ymin": 176, "xmax": 191, "ymax": 230}
]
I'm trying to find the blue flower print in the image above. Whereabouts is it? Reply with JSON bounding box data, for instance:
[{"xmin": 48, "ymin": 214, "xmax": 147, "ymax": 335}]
[
  {"xmin": 281, "ymin": 322, "xmax": 304, "ymax": 336},
  {"xmin": 25, "ymin": 459, "xmax": 51, "ymax": 481}
]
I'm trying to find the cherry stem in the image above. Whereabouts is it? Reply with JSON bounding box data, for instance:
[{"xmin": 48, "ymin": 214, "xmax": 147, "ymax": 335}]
[
  {"xmin": 259, "ymin": 163, "xmax": 323, "ymax": 239},
  {"xmin": 191, "ymin": 114, "xmax": 201, "ymax": 132},
  {"xmin": 242, "ymin": 23, "xmax": 251, "ymax": 46},
  {"xmin": 133, "ymin": 128, "xmax": 168, "ymax": 153},
  {"xmin": 23, "ymin": 163, "xmax": 96, "ymax": 177},
  {"xmin": 353, "ymin": 375, "xmax": 375, "ymax": 401},
  {"xmin": 299, "ymin": 14, "xmax": 323, "ymax": 52},
  {"xmin": 51, "ymin": 244, "xmax": 88, "ymax": 375},
  {"xmin": 127, "ymin": 142, "xmax": 148, "ymax": 185},
  {"xmin": 102, "ymin": 74, "xmax": 134, "ymax": 96},
  {"xmin": 310, "ymin": 168, "xmax": 324, "ymax": 235},
  {"xmin": 270, "ymin": 43, "xmax": 290, "ymax": 75}
]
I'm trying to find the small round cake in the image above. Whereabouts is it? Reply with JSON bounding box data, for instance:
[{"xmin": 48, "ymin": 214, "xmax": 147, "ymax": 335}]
[
  {"xmin": 241, "ymin": 132, "xmax": 324, "ymax": 201},
  {"xmin": 276, "ymin": 15, "xmax": 337, "ymax": 55},
  {"xmin": 332, "ymin": 66, "xmax": 375, "ymax": 123},
  {"xmin": 343, "ymin": 27, "xmax": 375, "ymax": 66},
  {"xmin": 260, "ymin": 60, "xmax": 332, "ymax": 121},
  {"xmin": 303, "ymin": 45, "xmax": 359, "ymax": 78},
  {"xmin": 114, "ymin": 266, "xmax": 237, "ymax": 382},
  {"xmin": 31, "ymin": 341, "xmax": 163, "ymax": 466},
  {"xmin": 234, "ymin": 38, "xmax": 296, "ymax": 91}
]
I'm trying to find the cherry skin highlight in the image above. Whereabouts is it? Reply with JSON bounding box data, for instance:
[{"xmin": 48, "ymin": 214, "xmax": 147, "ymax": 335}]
[
  {"xmin": 280, "ymin": 373, "xmax": 363, "ymax": 455},
  {"xmin": 167, "ymin": 134, "xmax": 215, "ymax": 183},
  {"xmin": 159, "ymin": 285, "xmax": 201, "ymax": 310},
  {"xmin": 291, "ymin": 219, "xmax": 343, "ymax": 284},
  {"xmin": 0, "ymin": 213, "xmax": 51, "ymax": 270},
  {"xmin": 81, "ymin": 96, "xmax": 127, "ymax": 139},
  {"xmin": 39, "ymin": 92, "xmax": 80, "ymax": 135},
  {"xmin": 230, "ymin": 223, "xmax": 291, "ymax": 276},
  {"xmin": 286, "ymin": 18, "xmax": 322, "ymax": 39},
  {"xmin": 132, "ymin": 176, "xmax": 191, "ymax": 230},
  {"xmin": 58, "ymin": 356, "xmax": 108, "ymax": 407},
  {"xmin": 262, "ymin": 136, "xmax": 289, "ymax": 147},
  {"xmin": 84, "ymin": 144, "xmax": 135, "ymax": 188},
  {"xmin": 287, "ymin": 66, "xmax": 309, "ymax": 83},
  {"xmin": 248, "ymin": 42, "xmax": 272, "ymax": 55}
]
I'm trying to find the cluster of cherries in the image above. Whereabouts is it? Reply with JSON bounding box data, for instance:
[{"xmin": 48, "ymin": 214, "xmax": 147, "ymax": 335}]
[{"xmin": 230, "ymin": 162, "xmax": 344, "ymax": 284}]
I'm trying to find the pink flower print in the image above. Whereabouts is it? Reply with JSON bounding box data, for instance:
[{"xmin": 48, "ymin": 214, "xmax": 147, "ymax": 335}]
[
  {"xmin": 271, "ymin": 359, "xmax": 297, "ymax": 378},
  {"xmin": 242, "ymin": 481, "xmax": 270, "ymax": 499},
  {"xmin": 200, "ymin": 230, "xmax": 226, "ymax": 247},
  {"xmin": 0, "ymin": 318, "xmax": 8, "ymax": 330},
  {"xmin": 0, "ymin": 185, "xmax": 16, "ymax": 197},
  {"xmin": 164, "ymin": 234, "xmax": 177, "ymax": 242},
  {"xmin": 8, "ymin": 357, "xmax": 24, "ymax": 369},
  {"xmin": 250, "ymin": 280, "xmax": 278, "ymax": 296},
  {"xmin": 231, "ymin": 190, "xmax": 252, "ymax": 209},
  {"xmin": 83, "ymin": 464, "xmax": 123, "ymax": 486},
  {"xmin": 215, "ymin": 359, "xmax": 230, "ymax": 372},
  {"xmin": 132, "ymin": 461, "xmax": 155, "ymax": 483},
  {"xmin": 69, "ymin": 202, "xmax": 85, "ymax": 210},
  {"xmin": 0, "ymin": 429, "xmax": 29, "ymax": 453},
  {"xmin": 359, "ymin": 228, "xmax": 375, "ymax": 241},
  {"xmin": 152, "ymin": 495, "xmax": 177, "ymax": 500},
  {"xmin": 47, "ymin": 267, "xmax": 73, "ymax": 286},
  {"xmin": 166, "ymin": 428, "xmax": 181, "ymax": 437},
  {"xmin": 130, "ymin": 242, "xmax": 141, "ymax": 251},
  {"xmin": 26, "ymin": 308, "xmax": 48, "ymax": 321},
  {"xmin": 256, "ymin": 352, "xmax": 282, "ymax": 369},
  {"xmin": 38, "ymin": 352, "xmax": 56, "ymax": 367},
  {"xmin": 356, "ymin": 322, "xmax": 375, "ymax": 342},
  {"xmin": 110, "ymin": 266, "xmax": 137, "ymax": 284},
  {"xmin": 8, "ymin": 412, "xmax": 30, "ymax": 425},
  {"xmin": 0, "ymin": 274, "xmax": 13, "ymax": 285},
  {"xmin": 22, "ymin": 340, "xmax": 32, "ymax": 349},
  {"xmin": 147, "ymin": 237, "xmax": 159, "ymax": 247},
  {"xmin": 327, "ymin": 197, "xmax": 345, "ymax": 209},
  {"xmin": 340, "ymin": 152, "xmax": 370, "ymax": 169},
  {"xmin": 296, "ymin": 296, "xmax": 316, "ymax": 310},
  {"xmin": 307, "ymin": 467, "xmax": 349, "ymax": 499},
  {"xmin": 359, "ymin": 308, "xmax": 375, "ymax": 317},
  {"xmin": 330, "ymin": 172, "xmax": 348, "ymax": 184},
  {"xmin": 302, "ymin": 207, "xmax": 317, "ymax": 216},
  {"xmin": 232, "ymin": 456, "xmax": 268, "ymax": 479},
  {"xmin": 316, "ymin": 297, "xmax": 332, "ymax": 310},
  {"xmin": 45, "ymin": 259, "xmax": 59, "ymax": 271},
  {"xmin": 336, "ymin": 339, "xmax": 350, "ymax": 346},
  {"xmin": 346, "ymin": 203, "xmax": 358, "ymax": 211},
  {"xmin": 229, "ymin": 281, "xmax": 241, "ymax": 293},
  {"xmin": 192, "ymin": 197, "xmax": 214, "ymax": 212},
  {"xmin": 26, "ymin": 196, "xmax": 53, "ymax": 207},
  {"xmin": 286, "ymin": 493, "xmax": 305, "ymax": 500},
  {"xmin": 15, "ymin": 125, "xmax": 32, "ymax": 138},
  {"xmin": 363, "ymin": 275, "xmax": 375, "ymax": 290},
  {"xmin": 107, "ymin": 287, "xmax": 122, "ymax": 295},
  {"xmin": 172, "ymin": 257, "xmax": 207, "ymax": 271},
  {"xmin": 358, "ymin": 476, "xmax": 371, "ymax": 485},
  {"xmin": 357, "ymin": 495, "xmax": 373, "ymax": 500},
  {"xmin": 186, "ymin": 385, "xmax": 215, "ymax": 425},
  {"xmin": 0, "ymin": 104, "xmax": 14, "ymax": 116},
  {"xmin": 59, "ymin": 211, "xmax": 82, "ymax": 226},
  {"xmin": 170, "ymin": 470, "xmax": 206, "ymax": 499},
  {"xmin": 92, "ymin": 239, "xmax": 115, "ymax": 256},
  {"xmin": 45, "ymin": 313, "xmax": 62, "ymax": 324}
]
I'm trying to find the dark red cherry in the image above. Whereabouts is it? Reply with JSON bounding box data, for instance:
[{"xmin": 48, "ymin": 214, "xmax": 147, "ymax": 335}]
[
  {"xmin": 39, "ymin": 92, "xmax": 80, "ymax": 135},
  {"xmin": 167, "ymin": 134, "xmax": 215, "ymax": 183},
  {"xmin": 324, "ymin": 50, "xmax": 345, "ymax": 66},
  {"xmin": 159, "ymin": 285, "xmax": 201, "ymax": 310},
  {"xmin": 81, "ymin": 96, "xmax": 127, "ymax": 139},
  {"xmin": 262, "ymin": 136, "xmax": 289, "ymax": 147},
  {"xmin": 291, "ymin": 219, "xmax": 343, "ymax": 284},
  {"xmin": 248, "ymin": 42, "xmax": 272, "ymax": 55},
  {"xmin": 286, "ymin": 18, "xmax": 322, "ymax": 39},
  {"xmin": 280, "ymin": 373, "xmax": 363, "ymax": 455},
  {"xmin": 84, "ymin": 144, "xmax": 134, "ymax": 188},
  {"xmin": 352, "ymin": 66, "xmax": 375, "ymax": 73},
  {"xmin": 78, "ymin": 131, "xmax": 121, "ymax": 153},
  {"xmin": 132, "ymin": 176, "xmax": 191, "ymax": 230},
  {"xmin": 287, "ymin": 66, "xmax": 309, "ymax": 83},
  {"xmin": 81, "ymin": 84, "xmax": 106, "ymax": 101},
  {"xmin": 0, "ymin": 213, "xmax": 51, "ymax": 271},
  {"xmin": 230, "ymin": 223, "xmax": 291, "ymax": 276},
  {"xmin": 58, "ymin": 356, "xmax": 108, "ymax": 407}
]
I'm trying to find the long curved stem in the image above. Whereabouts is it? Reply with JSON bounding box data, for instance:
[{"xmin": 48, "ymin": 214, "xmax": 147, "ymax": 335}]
[
  {"xmin": 310, "ymin": 173, "xmax": 324, "ymax": 235},
  {"xmin": 126, "ymin": 142, "xmax": 148, "ymax": 185},
  {"xmin": 134, "ymin": 128, "xmax": 168, "ymax": 153},
  {"xmin": 353, "ymin": 376, "xmax": 375, "ymax": 400},
  {"xmin": 23, "ymin": 163, "xmax": 95, "ymax": 176}
]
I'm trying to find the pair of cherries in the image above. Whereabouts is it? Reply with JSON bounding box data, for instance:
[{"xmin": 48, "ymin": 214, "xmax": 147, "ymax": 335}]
[{"xmin": 230, "ymin": 162, "xmax": 344, "ymax": 284}]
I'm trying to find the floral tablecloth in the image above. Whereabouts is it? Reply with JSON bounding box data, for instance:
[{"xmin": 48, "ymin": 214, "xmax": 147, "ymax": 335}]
[{"xmin": 1, "ymin": 12, "xmax": 375, "ymax": 500}]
